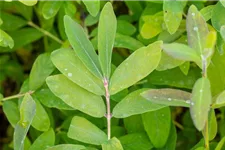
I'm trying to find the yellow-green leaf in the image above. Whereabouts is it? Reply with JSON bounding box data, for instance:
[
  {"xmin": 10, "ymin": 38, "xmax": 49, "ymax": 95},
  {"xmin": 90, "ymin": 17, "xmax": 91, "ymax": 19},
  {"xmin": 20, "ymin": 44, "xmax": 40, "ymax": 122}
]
[
  {"xmin": 0, "ymin": 29, "xmax": 14, "ymax": 49},
  {"xmin": 82, "ymin": 0, "xmax": 100, "ymax": 17},
  {"xmin": 19, "ymin": 0, "xmax": 37, "ymax": 6},
  {"xmin": 102, "ymin": 137, "xmax": 123, "ymax": 150}
]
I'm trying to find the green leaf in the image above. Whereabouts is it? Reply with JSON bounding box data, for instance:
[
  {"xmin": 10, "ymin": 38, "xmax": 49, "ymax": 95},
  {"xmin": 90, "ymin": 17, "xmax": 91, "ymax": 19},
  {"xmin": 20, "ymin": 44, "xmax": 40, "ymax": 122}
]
[
  {"xmin": 162, "ymin": 43, "xmax": 201, "ymax": 66},
  {"xmin": 46, "ymin": 74, "xmax": 106, "ymax": 118},
  {"xmin": 110, "ymin": 41, "xmax": 162, "ymax": 95},
  {"xmin": 158, "ymin": 123, "xmax": 177, "ymax": 150},
  {"xmin": 0, "ymin": 12, "xmax": 27, "ymax": 31},
  {"xmin": 0, "ymin": 29, "xmax": 14, "ymax": 49},
  {"xmin": 215, "ymin": 136, "xmax": 225, "ymax": 150},
  {"xmin": 64, "ymin": 15, "xmax": 102, "ymax": 79},
  {"xmin": 141, "ymin": 12, "xmax": 164, "ymax": 39},
  {"xmin": 18, "ymin": 0, "xmax": 37, "ymax": 6},
  {"xmin": 163, "ymin": 0, "xmax": 184, "ymax": 34},
  {"xmin": 212, "ymin": 90, "xmax": 225, "ymax": 108},
  {"xmin": 46, "ymin": 144, "xmax": 86, "ymax": 150},
  {"xmin": 142, "ymin": 107, "xmax": 171, "ymax": 148},
  {"xmin": 200, "ymin": 5, "xmax": 215, "ymax": 21},
  {"xmin": 141, "ymin": 88, "xmax": 192, "ymax": 107},
  {"xmin": 212, "ymin": 2, "xmax": 225, "ymax": 31},
  {"xmin": 29, "ymin": 128, "xmax": 55, "ymax": 150},
  {"xmin": 14, "ymin": 94, "xmax": 36, "ymax": 150},
  {"xmin": 29, "ymin": 53, "xmax": 55, "ymax": 91},
  {"xmin": 117, "ymin": 20, "xmax": 136, "ymax": 36},
  {"xmin": 114, "ymin": 33, "xmax": 144, "ymax": 51},
  {"xmin": 208, "ymin": 109, "xmax": 217, "ymax": 141},
  {"xmin": 221, "ymin": 25, "xmax": 225, "ymax": 41},
  {"xmin": 85, "ymin": 14, "xmax": 99, "ymax": 26},
  {"xmin": 179, "ymin": 61, "xmax": 190, "ymax": 75},
  {"xmin": 113, "ymin": 89, "xmax": 165, "ymax": 118},
  {"xmin": 102, "ymin": 137, "xmax": 123, "ymax": 150},
  {"xmin": 119, "ymin": 133, "xmax": 154, "ymax": 150},
  {"xmin": 190, "ymin": 77, "xmax": 212, "ymax": 131},
  {"xmin": 124, "ymin": 1, "xmax": 143, "ymax": 21},
  {"xmin": 0, "ymin": 28, "xmax": 44, "ymax": 52},
  {"xmin": 35, "ymin": 87, "xmax": 73, "ymax": 110},
  {"xmin": 123, "ymin": 115, "xmax": 145, "ymax": 133},
  {"xmin": 51, "ymin": 48, "xmax": 104, "ymax": 95},
  {"xmin": 31, "ymin": 98, "xmax": 50, "ymax": 131},
  {"xmin": 98, "ymin": 2, "xmax": 117, "ymax": 79},
  {"xmin": 82, "ymin": 0, "xmax": 100, "ymax": 17},
  {"xmin": 156, "ymin": 51, "xmax": 185, "ymax": 71},
  {"xmin": 42, "ymin": 1, "xmax": 63, "ymax": 19},
  {"xmin": 3, "ymin": 101, "xmax": 20, "ymax": 127},
  {"xmin": 67, "ymin": 116, "xmax": 107, "ymax": 145},
  {"xmin": 187, "ymin": 5, "xmax": 209, "ymax": 55}
]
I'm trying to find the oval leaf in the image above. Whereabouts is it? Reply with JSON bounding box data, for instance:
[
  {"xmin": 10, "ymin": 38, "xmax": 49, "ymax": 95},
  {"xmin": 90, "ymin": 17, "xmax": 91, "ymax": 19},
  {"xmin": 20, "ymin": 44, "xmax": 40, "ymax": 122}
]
[
  {"xmin": 82, "ymin": 0, "xmax": 100, "ymax": 17},
  {"xmin": 64, "ymin": 15, "xmax": 102, "ymax": 79},
  {"xmin": 98, "ymin": 2, "xmax": 117, "ymax": 79},
  {"xmin": 18, "ymin": 0, "xmax": 37, "ymax": 6},
  {"xmin": 14, "ymin": 94, "xmax": 36, "ymax": 150},
  {"xmin": 3, "ymin": 101, "xmax": 20, "ymax": 128},
  {"xmin": 42, "ymin": 1, "xmax": 63, "ymax": 19},
  {"xmin": 109, "ymin": 41, "xmax": 162, "ymax": 95},
  {"xmin": 46, "ymin": 74, "xmax": 106, "ymax": 118},
  {"xmin": 142, "ymin": 107, "xmax": 171, "ymax": 148},
  {"xmin": 46, "ymin": 144, "xmax": 86, "ymax": 150},
  {"xmin": 212, "ymin": 2, "xmax": 225, "ymax": 31},
  {"xmin": 190, "ymin": 77, "xmax": 212, "ymax": 131},
  {"xmin": 0, "ymin": 29, "xmax": 14, "ymax": 48},
  {"xmin": 29, "ymin": 53, "xmax": 55, "ymax": 91},
  {"xmin": 141, "ymin": 88, "xmax": 192, "ymax": 107},
  {"xmin": 51, "ymin": 48, "xmax": 104, "ymax": 95},
  {"xmin": 113, "ymin": 89, "xmax": 165, "ymax": 118},
  {"xmin": 29, "ymin": 128, "xmax": 55, "ymax": 150},
  {"xmin": 102, "ymin": 137, "xmax": 123, "ymax": 150},
  {"xmin": 67, "ymin": 116, "xmax": 107, "ymax": 145}
]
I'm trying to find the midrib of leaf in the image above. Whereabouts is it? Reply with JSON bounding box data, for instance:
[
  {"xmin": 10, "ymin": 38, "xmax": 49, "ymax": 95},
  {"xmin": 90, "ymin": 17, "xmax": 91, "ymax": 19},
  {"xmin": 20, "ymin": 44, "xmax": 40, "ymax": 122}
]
[
  {"xmin": 69, "ymin": 61, "xmax": 103, "ymax": 92},
  {"xmin": 192, "ymin": 16, "xmax": 203, "ymax": 55},
  {"xmin": 73, "ymin": 31, "xmax": 102, "ymax": 79},
  {"xmin": 104, "ymin": 19, "xmax": 110, "ymax": 78}
]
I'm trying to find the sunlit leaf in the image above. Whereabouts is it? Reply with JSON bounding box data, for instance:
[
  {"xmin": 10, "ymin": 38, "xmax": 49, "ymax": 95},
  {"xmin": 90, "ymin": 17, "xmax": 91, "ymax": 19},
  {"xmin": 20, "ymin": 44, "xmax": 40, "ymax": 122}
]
[
  {"xmin": 141, "ymin": 88, "xmax": 192, "ymax": 107},
  {"xmin": 179, "ymin": 61, "xmax": 190, "ymax": 75},
  {"xmin": 200, "ymin": 5, "xmax": 215, "ymax": 21},
  {"xmin": 0, "ymin": 29, "xmax": 14, "ymax": 49},
  {"xmin": 51, "ymin": 48, "xmax": 104, "ymax": 95},
  {"xmin": 82, "ymin": 0, "xmax": 100, "ymax": 17},
  {"xmin": 64, "ymin": 15, "xmax": 102, "ymax": 79},
  {"xmin": 190, "ymin": 77, "xmax": 212, "ymax": 131},
  {"xmin": 113, "ymin": 89, "xmax": 165, "ymax": 118},
  {"xmin": 142, "ymin": 107, "xmax": 171, "ymax": 148},
  {"xmin": 212, "ymin": 90, "xmax": 225, "ymax": 108},
  {"xmin": 42, "ymin": 1, "xmax": 63, "ymax": 19},
  {"xmin": 98, "ymin": 2, "xmax": 117, "ymax": 79},
  {"xmin": 212, "ymin": 2, "xmax": 225, "ymax": 31},
  {"xmin": 14, "ymin": 94, "xmax": 36, "ymax": 150},
  {"xmin": 220, "ymin": 25, "xmax": 225, "ymax": 41},
  {"xmin": 110, "ymin": 41, "xmax": 162, "ymax": 95},
  {"xmin": 46, "ymin": 74, "xmax": 106, "ymax": 118},
  {"xmin": 19, "ymin": 0, "xmax": 37, "ymax": 6},
  {"xmin": 46, "ymin": 144, "xmax": 86, "ymax": 150},
  {"xmin": 68, "ymin": 116, "xmax": 107, "ymax": 145},
  {"xmin": 102, "ymin": 137, "xmax": 123, "ymax": 150}
]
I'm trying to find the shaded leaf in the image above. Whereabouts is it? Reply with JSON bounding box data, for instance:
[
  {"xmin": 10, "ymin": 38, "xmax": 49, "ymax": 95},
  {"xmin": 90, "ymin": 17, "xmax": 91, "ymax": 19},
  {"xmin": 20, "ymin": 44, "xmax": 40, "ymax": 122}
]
[
  {"xmin": 212, "ymin": 2, "xmax": 225, "ymax": 31},
  {"xmin": 0, "ymin": 29, "xmax": 14, "ymax": 49},
  {"xmin": 67, "ymin": 116, "xmax": 107, "ymax": 145},
  {"xmin": 113, "ymin": 89, "xmax": 165, "ymax": 118},
  {"xmin": 215, "ymin": 136, "xmax": 225, "ymax": 150},
  {"xmin": 46, "ymin": 144, "xmax": 86, "ymax": 150},
  {"xmin": 102, "ymin": 137, "xmax": 123, "ymax": 150},
  {"xmin": 200, "ymin": 5, "xmax": 215, "ymax": 21},
  {"xmin": 98, "ymin": 2, "xmax": 117, "ymax": 79},
  {"xmin": 3, "ymin": 101, "xmax": 20, "ymax": 127},
  {"xmin": 119, "ymin": 133, "xmax": 153, "ymax": 150},
  {"xmin": 82, "ymin": 0, "xmax": 100, "ymax": 17},
  {"xmin": 208, "ymin": 109, "xmax": 217, "ymax": 141},
  {"xmin": 42, "ymin": 1, "xmax": 63, "ymax": 19},
  {"xmin": 141, "ymin": 88, "xmax": 192, "ymax": 107},
  {"xmin": 142, "ymin": 107, "xmax": 171, "ymax": 148},
  {"xmin": 163, "ymin": 0, "xmax": 184, "ymax": 34},
  {"xmin": 46, "ymin": 74, "xmax": 106, "ymax": 118},
  {"xmin": 29, "ymin": 128, "xmax": 55, "ymax": 150},
  {"xmin": 14, "ymin": 94, "xmax": 36, "ymax": 150},
  {"xmin": 117, "ymin": 20, "xmax": 136, "ymax": 36},
  {"xmin": 179, "ymin": 61, "xmax": 190, "ymax": 75},
  {"xmin": 123, "ymin": 115, "xmax": 145, "ymax": 133},
  {"xmin": 29, "ymin": 53, "xmax": 55, "ymax": 91},
  {"xmin": 51, "ymin": 48, "xmax": 104, "ymax": 95},
  {"xmin": 212, "ymin": 90, "xmax": 225, "ymax": 108},
  {"xmin": 110, "ymin": 41, "xmax": 162, "ymax": 95},
  {"xmin": 190, "ymin": 77, "xmax": 212, "ymax": 131},
  {"xmin": 64, "ymin": 15, "xmax": 102, "ymax": 78}
]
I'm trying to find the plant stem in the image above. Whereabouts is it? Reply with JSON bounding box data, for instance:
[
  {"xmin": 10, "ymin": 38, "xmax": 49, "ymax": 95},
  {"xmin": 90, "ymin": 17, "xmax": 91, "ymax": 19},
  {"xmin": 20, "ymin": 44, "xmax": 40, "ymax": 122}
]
[
  {"xmin": 27, "ymin": 21, "xmax": 63, "ymax": 45},
  {"xmin": 103, "ymin": 78, "xmax": 111, "ymax": 140},
  {"xmin": 1, "ymin": 91, "xmax": 34, "ymax": 102}
]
